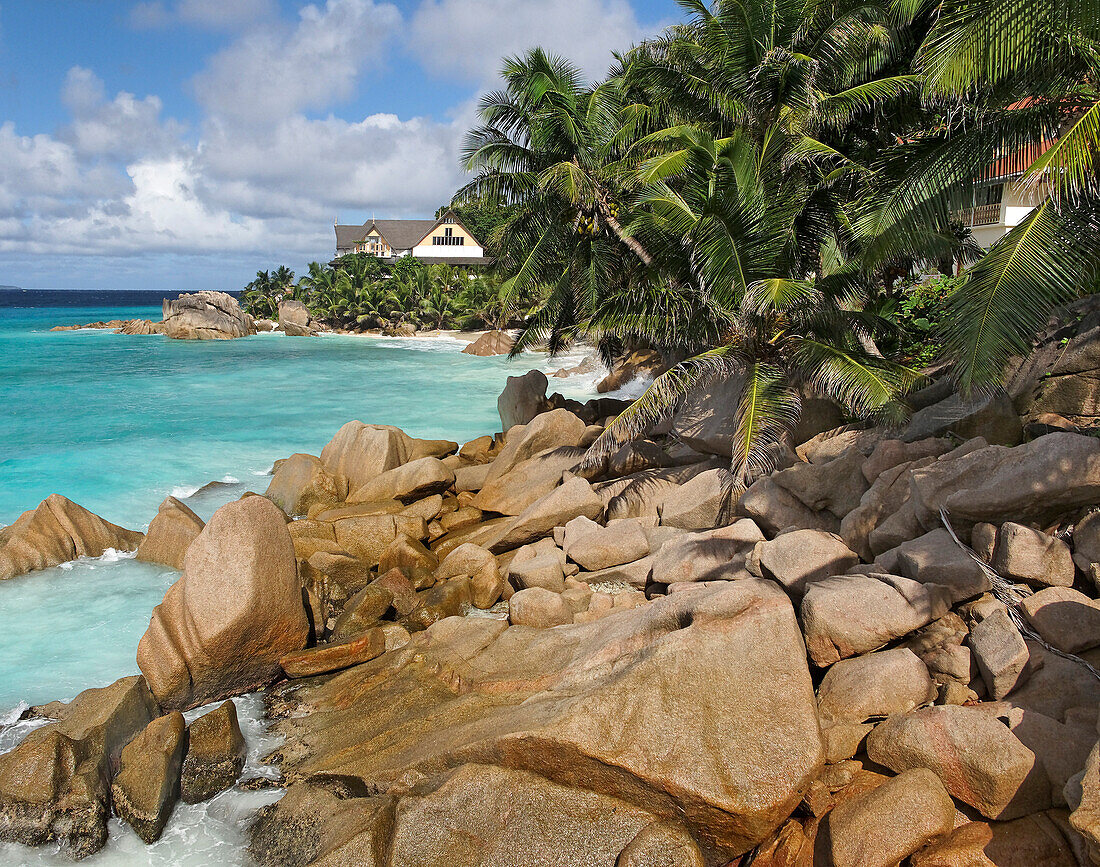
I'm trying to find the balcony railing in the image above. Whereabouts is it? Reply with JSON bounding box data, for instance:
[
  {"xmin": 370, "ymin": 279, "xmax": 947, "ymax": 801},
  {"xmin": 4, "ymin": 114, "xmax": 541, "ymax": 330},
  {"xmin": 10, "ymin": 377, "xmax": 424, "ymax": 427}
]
[{"xmin": 957, "ymin": 203, "xmax": 1001, "ymax": 227}]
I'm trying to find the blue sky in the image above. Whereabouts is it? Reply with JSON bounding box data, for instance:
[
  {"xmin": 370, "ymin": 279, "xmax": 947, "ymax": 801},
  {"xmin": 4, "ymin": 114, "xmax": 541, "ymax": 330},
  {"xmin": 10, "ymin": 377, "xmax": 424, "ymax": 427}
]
[{"xmin": 0, "ymin": 0, "xmax": 680, "ymax": 289}]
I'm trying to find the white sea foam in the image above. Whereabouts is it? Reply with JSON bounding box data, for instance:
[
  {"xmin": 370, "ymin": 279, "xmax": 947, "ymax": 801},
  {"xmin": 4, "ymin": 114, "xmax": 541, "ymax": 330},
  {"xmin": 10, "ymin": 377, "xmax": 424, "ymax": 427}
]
[
  {"xmin": 169, "ymin": 484, "xmax": 200, "ymax": 499},
  {"xmin": 0, "ymin": 693, "xmax": 283, "ymax": 866},
  {"xmin": 220, "ymin": 475, "xmax": 239, "ymax": 484},
  {"xmin": 0, "ymin": 701, "xmax": 28, "ymax": 728}
]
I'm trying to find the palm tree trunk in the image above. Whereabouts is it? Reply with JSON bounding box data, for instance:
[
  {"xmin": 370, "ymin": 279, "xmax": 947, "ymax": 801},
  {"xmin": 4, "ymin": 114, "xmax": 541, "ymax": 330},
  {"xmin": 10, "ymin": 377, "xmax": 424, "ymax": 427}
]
[{"xmin": 597, "ymin": 202, "xmax": 654, "ymax": 267}]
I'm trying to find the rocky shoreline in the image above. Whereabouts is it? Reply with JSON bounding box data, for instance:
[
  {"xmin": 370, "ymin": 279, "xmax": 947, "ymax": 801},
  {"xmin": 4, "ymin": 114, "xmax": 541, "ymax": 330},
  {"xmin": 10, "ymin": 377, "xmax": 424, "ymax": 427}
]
[{"xmin": 3, "ymin": 326, "xmax": 1100, "ymax": 864}]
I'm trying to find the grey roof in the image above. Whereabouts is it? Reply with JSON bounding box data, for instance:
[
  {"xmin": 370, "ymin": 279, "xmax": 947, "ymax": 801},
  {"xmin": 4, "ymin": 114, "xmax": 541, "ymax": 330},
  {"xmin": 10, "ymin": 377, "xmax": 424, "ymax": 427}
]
[
  {"xmin": 334, "ymin": 211, "xmax": 485, "ymax": 252},
  {"xmin": 335, "ymin": 218, "xmax": 445, "ymax": 251}
]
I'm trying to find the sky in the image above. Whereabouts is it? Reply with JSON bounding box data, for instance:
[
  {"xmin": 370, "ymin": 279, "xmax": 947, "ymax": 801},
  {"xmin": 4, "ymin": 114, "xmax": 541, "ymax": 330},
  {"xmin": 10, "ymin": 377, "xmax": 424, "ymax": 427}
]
[{"xmin": 0, "ymin": 0, "xmax": 680, "ymax": 290}]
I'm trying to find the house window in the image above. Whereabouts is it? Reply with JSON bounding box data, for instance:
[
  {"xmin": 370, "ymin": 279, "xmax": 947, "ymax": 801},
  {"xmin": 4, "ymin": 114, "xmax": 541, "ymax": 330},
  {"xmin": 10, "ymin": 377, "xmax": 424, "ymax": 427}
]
[
  {"xmin": 432, "ymin": 234, "xmax": 464, "ymax": 245},
  {"xmin": 444, "ymin": 216, "xmax": 455, "ymax": 224}
]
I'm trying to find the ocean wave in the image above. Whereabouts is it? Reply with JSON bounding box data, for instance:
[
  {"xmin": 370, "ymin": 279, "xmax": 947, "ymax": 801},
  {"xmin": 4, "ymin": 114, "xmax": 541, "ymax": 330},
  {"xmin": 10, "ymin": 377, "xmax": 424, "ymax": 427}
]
[
  {"xmin": 170, "ymin": 483, "xmax": 201, "ymax": 499},
  {"xmin": 0, "ymin": 701, "xmax": 27, "ymax": 728},
  {"xmin": 58, "ymin": 548, "xmax": 138, "ymax": 571}
]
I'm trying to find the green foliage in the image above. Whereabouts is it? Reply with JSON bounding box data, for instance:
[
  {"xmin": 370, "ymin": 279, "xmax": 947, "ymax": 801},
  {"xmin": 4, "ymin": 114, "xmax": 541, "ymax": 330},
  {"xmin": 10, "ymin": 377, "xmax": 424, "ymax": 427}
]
[{"xmin": 240, "ymin": 256, "xmax": 513, "ymax": 332}]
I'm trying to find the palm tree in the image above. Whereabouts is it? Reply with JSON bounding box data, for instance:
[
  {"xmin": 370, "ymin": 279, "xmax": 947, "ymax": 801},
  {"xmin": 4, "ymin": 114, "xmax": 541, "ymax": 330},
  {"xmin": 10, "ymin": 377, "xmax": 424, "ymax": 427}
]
[{"xmin": 859, "ymin": 0, "xmax": 1100, "ymax": 392}]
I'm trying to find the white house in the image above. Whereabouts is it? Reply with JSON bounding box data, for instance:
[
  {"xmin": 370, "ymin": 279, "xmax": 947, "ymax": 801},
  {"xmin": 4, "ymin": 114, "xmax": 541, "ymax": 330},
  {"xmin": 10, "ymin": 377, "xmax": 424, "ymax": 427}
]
[
  {"xmin": 958, "ymin": 140, "xmax": 1053, "ymax": 248},
  {"xmin": 334, "ymin": 210, "xmax": 489, "ymax": 265}
]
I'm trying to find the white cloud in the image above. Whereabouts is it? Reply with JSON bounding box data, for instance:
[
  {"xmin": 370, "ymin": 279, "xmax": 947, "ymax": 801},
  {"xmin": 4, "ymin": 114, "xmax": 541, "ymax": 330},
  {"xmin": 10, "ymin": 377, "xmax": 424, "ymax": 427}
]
[
  {"xmin": 60, "ymin": 67, "xmax": 186, "ymax": 161},
  {"xmin": 409, "ymin": 0, "xmax": 654, "ymax": 84},
  {"xmin": 192, "ymin": 0, "xmax": 402, "ymax": 125}
]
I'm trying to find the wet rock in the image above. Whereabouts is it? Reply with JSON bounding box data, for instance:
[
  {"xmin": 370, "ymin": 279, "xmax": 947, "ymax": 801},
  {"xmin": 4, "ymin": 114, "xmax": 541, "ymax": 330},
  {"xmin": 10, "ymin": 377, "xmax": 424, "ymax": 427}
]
[
  {"xmin": 0, "ymin": 676, "xmax": 158, "ymax": 858},
  {"xmin": 497, "ymin": 369, "xmax": 550, "ymax": 431},
  {"xmin": 111, "ymin": 711, "xmax": 187, "ymax": 843},
  {"xmin": 181, "ymin": 700, "xmax": 246, "ymax": 804},
  {"xmin": 161, "ymin": 291, "xmax": 255, "ymax": 340},
  {"xmin": 991, "ymin": 523, "xmax": 1075, "ymax": 589},
  {"xmin": 866, "ymin": 704, "xmax": 1050, "ymax": 820},
  {"xmin": 0, "ymin": 494, "xmax": 144, "ymax": 581},
  {"xmin": 136, "ymin": 495, "xmax": 204, "ymax": 570},
  {"xmin": 137, "ymin": 496, "xmax": 310, "ymax": 710},
  {"xmin": 264, "ymin": 454, "xmax": 340, "ymax": 517},
  {"xmin": 801, "ymin": 573, "xmax": 952, "ymax": 667},
  {"xmin": 597, "ymin": 347, "xmax": 665, "ymax": 394}
]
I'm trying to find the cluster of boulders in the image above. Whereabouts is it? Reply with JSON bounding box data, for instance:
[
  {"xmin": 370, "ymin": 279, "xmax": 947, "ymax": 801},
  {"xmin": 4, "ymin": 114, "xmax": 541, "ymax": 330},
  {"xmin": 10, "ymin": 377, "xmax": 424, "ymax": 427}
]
[{"xmin": 7, "ymin": 342, "xmax": 1100, "ymax": 863}]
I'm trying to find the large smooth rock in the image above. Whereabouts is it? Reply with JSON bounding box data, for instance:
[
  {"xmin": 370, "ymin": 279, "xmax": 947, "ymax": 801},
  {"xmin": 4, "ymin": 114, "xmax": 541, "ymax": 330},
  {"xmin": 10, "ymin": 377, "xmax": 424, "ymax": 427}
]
[
  {"xmin": 162, "ymin": 291, "xmax": 255, "ymax": 340},
  {"xmin": 817, "ymin": 768, "xmax": 956, "ymax": 867},
  {"xmin": 136, "ymin": 496, "xmax": 204, "ymax": 570},
  {"xmin": 471, "ymin": 446, "xmax": 582, "ymax": 516},
  {"xmin": 772, "ymin": 449, "xmax": 870, "ymax": 520},
  {"xmin": 969, "ymin": 607, "xmax": 1033, "ymax": 699},
  {"xmin": 111, "ymin": 711, "xmax": 187, "ymax": 843},
  {"xmin": 736, "ymin": 476, "xmax": 840, "ymax": 536},
  {"xmin": 462, "ymin": 330, "xmax": 514, "ymax": 356},
  {"xmin": 0, "ymin": 676, "xmax": 158, "ymax": 858},
  {"xmin": 435, "ymin": 543, "xmax": 502, "ymax": 609},
  {"xmin": 278, "ymin": 299, "xmax": 315, "ymax": 336},
  {"xmin": 817, "ymin": 648, "xmax": 936, "ymax": 724},
  {"xmin": 486, "ymin": 409, "xmax": 588, "ymax": 485},
  {"xmin": 497, "ymin": 369, "xmax": 550, "ymax": 431},
  {"xmin": 1072, "ymin": 511, "xmax": 1100, "ymax": 591},
  {"xmin": 181, "ymin": 699, "xmax": 246, "ymax": 804},
  {"xmin": 319, "ymin": 421, "xmax": 456, "ymax": 501},
  {"xmin": 801, "ymin": 573, "xmax": 952, "ymax": 667},
  {"xmin": 264, "ymin": 580, "xmax": 824, "ymax": 863},
  {"xmin": 332, "ymin": 514, "xmax": 427, "ymax": 566},
  {"xmin": 348, "ymin": 457, "xmax": 455, "ymax": 505},
  {"xmin": 509, "ymin": 586, "xmax": 573, "ymax": 627},
  {"xmin": 562, "ymin": 517, "xmax": 650, "ymax": 572},
  {"xmin": 902, "ymin": 388, "xmax": 1023, "ymax": 446},
  {"xmin": 651, "ymin": 520, "xmax": 763, "ymax": 584},
  {"xmin": 0, "ymin": 494, "xmax": 144, "ymax": 580},
  {"xmin": 913, "ymin": 433, "xmax": 1100, "ymax": 530},
  {"xmin": 753, "ymin": 529, "xmax": 859, "ymax": 598},
  {"xmin": 487, "ymin": 477, "xmax": 604, "ymax": 553},
  {"xmin": 1070, "ymin": 742, "xmax": 1100, "ymax": 863},
  {"xmin": 894, "ymin": 528, "xmax": 991, "ymax": 603},
  {"xmin": 1020, "ymin": 586, "xmax": 1100, "ymax": 654},
  {"xmin": 280, "ymin": 628, "xmax": 386, "ymax": 678},
  {"xmin": 991, "ymin": 523, "xmax": 1075, "ymax": 588},
  {"xmin": 866, "ymin": 705, "xmax": 1050, "ymax": 820},
  {"xmin": 265, "ymin": 454, "xmax": 339, "ymax": 517},
  {"xmin": 671, "ymin": 374, "xmax": 744, "ymax": 456},
  {"xmin": 136, "ymin": 496, "xmax": 310, "ymax": 710},
  {"xmin": 657, "ymin": 468, "xmax": 729, "ymax": 530}
]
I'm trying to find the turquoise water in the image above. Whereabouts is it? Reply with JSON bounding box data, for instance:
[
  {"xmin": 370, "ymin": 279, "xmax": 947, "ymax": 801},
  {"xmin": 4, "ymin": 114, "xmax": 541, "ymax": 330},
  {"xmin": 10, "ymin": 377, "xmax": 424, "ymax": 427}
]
[{"xmin": 0, "ymin": 304, "xmax": 611, "ymax": 711}]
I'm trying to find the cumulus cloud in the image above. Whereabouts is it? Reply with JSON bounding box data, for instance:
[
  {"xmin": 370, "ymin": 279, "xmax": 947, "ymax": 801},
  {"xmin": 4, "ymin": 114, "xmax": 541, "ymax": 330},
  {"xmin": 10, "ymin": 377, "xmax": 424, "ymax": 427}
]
[
  {"xmin": 192, "ymin": 0, "xmax": 402, "ymax": 125},
  {"xmin": 409, "ymin": 0, "xmax": 654, "ymax": 84},
  {"xmin": 60, "ymin": 68, "xmax": 186, "ymax": 161}
]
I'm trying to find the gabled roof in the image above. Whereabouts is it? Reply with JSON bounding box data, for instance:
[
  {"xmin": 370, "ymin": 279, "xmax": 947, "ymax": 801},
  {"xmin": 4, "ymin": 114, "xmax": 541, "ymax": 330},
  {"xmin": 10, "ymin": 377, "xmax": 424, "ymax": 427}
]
[{"xmin": 334, "ymin": 210, "xmax": 484, "ymax": 251}]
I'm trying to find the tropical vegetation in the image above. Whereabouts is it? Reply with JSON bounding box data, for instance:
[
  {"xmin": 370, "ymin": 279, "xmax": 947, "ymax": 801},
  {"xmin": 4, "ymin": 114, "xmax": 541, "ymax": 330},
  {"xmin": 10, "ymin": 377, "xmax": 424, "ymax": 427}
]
[{"xmin": 456, "ymin": 0, "xmax": 1100, "ymax": 483}]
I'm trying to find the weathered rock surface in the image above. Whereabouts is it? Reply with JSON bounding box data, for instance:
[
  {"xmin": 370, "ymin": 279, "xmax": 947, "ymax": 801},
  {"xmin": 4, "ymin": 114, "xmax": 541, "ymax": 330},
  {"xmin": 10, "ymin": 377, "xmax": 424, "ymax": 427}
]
[
  {"xmin": 0, "ymin": 494, "xmax": 144, "ymax": 580},
  {"xmin": 348, "ymin": 457, "xmax": 455, "ymax": 505},
  {"xmin": 110, "ymin": 711, "xmax": 187, "ymax": 843},
  {"xmin": 265, "ymin": 454, "xmax": 339, "ymax": 517},
  {"xmin": 651, "ymin": 520, "xmax": 763, "ymax": 584},
  {"xmin": 435, "ymin": 543, "xmax": 502, "ymax": 609},
  {"xmin": 281, "ymin": 628, "xmax": 387, "ymax": 678},
  {"xmin": 462, "ymin": 330, "xmax": 514, "ymax": 356},
  {"xmin": 902, "ymin": 388, "xmax": 1023, "ymax": 446},
  {"xmin": 657, "ymin": 468, "xmax": 729, "ymax": 530},
  {"xmin": 137, "ymin": 496, "xmax": 310, "ymax": 710},
  {"xmin": 1020, "ymin": 586, "xmax": 1100, "ymax": 654},
  {"xmin": 562, "ymin": 516, "xmax": 650, "ymax": 572},
  {"xmin": 1070, "ymin": 741, "xmax": 1100, "ymax": 863},
  {"xmin": 817, "ymin": 768, "xmax": 956, "ymax": 867},
  {"xmin": 894, "ymin": 528, "xmax": 991, "ymax": 603},
  {"xmin": 497, "ymin": 369, "xmax": 550, "ymax": 431},
  {"xmin": 486, "ymin": 409, "xmax": 588, "ymax": 485},
  {"xmin": 264, "ymin": 581, "xmax": 823, "ymax": 863},
  {"xmin": 487, "ymin": 477, "xmax": 604, "ymax": 553},
  {"xmin": 278, "ymin": 299, "xmax": 316, "ymax": 336},
  {"xmin": 866, "ymin": 704, "xmax": 1050, "ymax": 820},
  {"xmin": 471, "ymin": 446, "xmax": 582, "ymax": 515},
  {"xmin": 817, "ymin": 648, "xmax": 936, "ymax": 724},
  {"xmin": 509, "ymin": 585, "xmax": 573, "ymax": 627},
  {"xmin": 597, "ymin": 347, "xmax": 664, "ymax": 394},
  {"xmin": 180, "ymin": 699, "xmax": 246, "ymax": 804},
  {"xmin": 135, "ymin": 496, "xmax": 204, "ymax": 570},
  {"xmin": 161, "ymin": 291, "xmax": 255, "ymax": 340},
  {"xmin": 0, "ymin": 676, "xmax": 158, "ymax": 858},
  {"xmin": 969, "ymin": 606, "xmax": 1033, "ymax": 699},
  {"xmin": 319, "ymin": 421, "xmax": 455, "ymax": 501},
  {"xmin": 753, "ymin": 529, "xmax": 859, "ymax": 598},
  {"xmin": 991, "ymin": 522, "xmax": 1075, "ymax": 588},
  {"xmin": 801, "ymin": 573, "xmax": 952, "ymax": 667}
]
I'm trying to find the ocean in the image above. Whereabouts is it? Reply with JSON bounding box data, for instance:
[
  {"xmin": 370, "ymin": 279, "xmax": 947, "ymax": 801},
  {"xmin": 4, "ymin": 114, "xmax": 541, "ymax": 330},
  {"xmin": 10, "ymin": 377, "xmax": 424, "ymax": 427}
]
[{"xmin": 0, "ymin": 288, "xmax": 637, "ymax": 865}]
